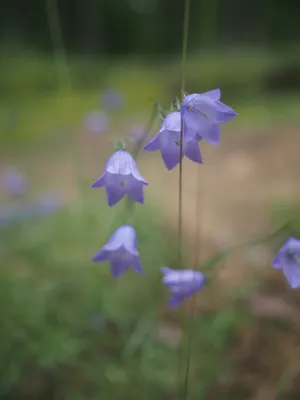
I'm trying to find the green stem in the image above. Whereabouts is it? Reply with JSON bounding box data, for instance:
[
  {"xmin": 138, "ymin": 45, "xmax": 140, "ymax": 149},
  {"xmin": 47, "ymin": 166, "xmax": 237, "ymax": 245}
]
[
  {"xmin": 45, "ymin": 0, "xmax": 86, "ymax": 198},
  {"xmin": 178, "ymin": 0, "xmax": 191, "ymax": 399},
  {"xmin": 124, "ymin": 104, "xmax": 157, "ymax": 225},
  {"xmin": 181, "ymin": 0, "xmax": 191, "ymax": 96}
]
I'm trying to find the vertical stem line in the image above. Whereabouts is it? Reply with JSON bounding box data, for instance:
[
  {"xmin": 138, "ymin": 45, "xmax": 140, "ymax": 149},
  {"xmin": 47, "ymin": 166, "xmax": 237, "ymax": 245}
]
[
  {"xmin": 181, "ymin": 0, "xmax": 191, "ymax": 96},
  {"xmin": 45, "ymin": 0, "xmax": 72, "ymax": 92},
  {"xmin": 178, "ymin": 0, "xmax": 191, "ymax": 399},
  {"xmin": 46, "ymin": 0, "xmax": 87, "ymax": 198}
]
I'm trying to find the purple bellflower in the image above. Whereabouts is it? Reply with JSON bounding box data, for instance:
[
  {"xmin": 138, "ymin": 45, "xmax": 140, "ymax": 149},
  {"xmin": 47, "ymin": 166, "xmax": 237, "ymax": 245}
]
[
  {"xmin": 181, "ymin": 88, "xmax": 237, "ymax": 145},
  {"xmin": 91, "ymin": 150, "xmax": 148, "ymax": 206},
  {"xmin": 101, "ymin": 89, "xmax": 124, "ymax": 112},
  {"xmin": 272, "ymin": 237, "xmax": 300, "ymax": 288},
  {"xmin": 92, "ymin": 225, "xmax": 144, "ymax": 278},
  {"xmin": 85, "ymin": 111, "xmax": 109, "ymax": 134},
  {"xmin": 161, "ymin": 267, "xmax": 205, "ymax": 308},
  {"xmin": 2, "ymin": 166, "xmax": 27, "ymax": 196},
  {"xmin": 144, "ymin": 111, "xmax": 202, "ymax": 170}
]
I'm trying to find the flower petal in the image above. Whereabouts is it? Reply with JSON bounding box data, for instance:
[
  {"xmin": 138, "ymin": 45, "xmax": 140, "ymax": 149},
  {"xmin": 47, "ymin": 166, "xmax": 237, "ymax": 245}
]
[
  {"xmin": 183, "ymin": 139, "xmax": 203, "ymax": 164},
  {"xmin": 205, "ymin": 124, "xmax": 220, "ymax": 146},
  {"xmin": 92, "ymin": 248, "xmax": 108, "ymax": 262},
  {"xmin": 131, "ymin": 257, "xmax": 144, "ymax": 274},
  {"xmin": 168, "ymin": 292, "xmax": 189, "ymax": 309},
  {"xmin": 110, "ymin": 259, "xmax": 128, "ymax": 278},
  {"xmin": 91, "ymin": 173, "xmax": 106, "ymax": 188},
  {"xmin": 106, "ymin": 184, "xmax": 125, "ymax": 206},
  {"xmin": 144, "ymin": 133, "xmax": 161, "ymax": 151},
  {"xmin": 126, "ymin": 179, "xmax": 145, "ymax": 204},
  {"xmin": 160, "ymin": 144, "xmax": 181, "ymax": 170},
  {"xmin": 283, "ymin": 264, "xmax": 300, "ymax": 288},
  {"xmin": 203, "ymin": 88, "xmax": 221, "ymax": 101}
]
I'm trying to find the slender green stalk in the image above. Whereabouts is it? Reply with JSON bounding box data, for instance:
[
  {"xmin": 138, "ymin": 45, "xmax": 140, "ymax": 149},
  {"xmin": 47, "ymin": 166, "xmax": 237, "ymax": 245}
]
[
  {"xmin": 181, "ymin": 0, "xmax": 191, "ymax": 95},
  {"xmin": 182, "ymin": 167, "xmax": 202, "ymax": 400},
  {"xmin": 123, "ymin": 103, "xmax": 157, "ymax": 225},
  {"xmin": 46, "ymin": 0, "xmax": 88, "ymax": 200},
  {"xmin": 45, "ymin": 0, "xmax": 72, "ymax": 92},
  {"xmin": 178, "ymin": 0, "xmax": 191, "ymax": 399}
]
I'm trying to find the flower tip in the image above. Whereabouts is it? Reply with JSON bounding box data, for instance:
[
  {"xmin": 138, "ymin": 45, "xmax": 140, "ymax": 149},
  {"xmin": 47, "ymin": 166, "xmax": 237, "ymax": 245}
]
[{"xmin": 161, "ymin": 266, "xmax": 173, "ymax": 275}]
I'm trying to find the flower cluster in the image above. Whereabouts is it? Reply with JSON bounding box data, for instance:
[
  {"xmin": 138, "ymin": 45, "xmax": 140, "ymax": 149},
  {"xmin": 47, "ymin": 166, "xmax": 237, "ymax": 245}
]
[{"xmin": 91, "ymin": 89, "xmax": 237, "ymax": 308}]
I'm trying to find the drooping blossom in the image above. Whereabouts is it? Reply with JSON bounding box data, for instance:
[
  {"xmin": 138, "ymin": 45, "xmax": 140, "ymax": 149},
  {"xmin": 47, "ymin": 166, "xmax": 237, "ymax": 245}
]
[
  {"xmin": 144, "ymin": 111, "xmax": 202, "ymax": 170},
  {"xmin": 1, "ymin": 166, "xmax": 27, "ymax": 196},
  {"xmin": 84, "ymin": 111, "xmax": 109, "ymax": 134},
  {"xmin": 92, "ymin": 225, "xmax": 144, "ymax": 278},
  {"xmin": 181, "ymin": 88, "xmax": 237, "ymax": 145},
  {"xmin": 91, "ymin": 150, "xmax": 148, "ymax": 206},
  {"xmin": 272, "ymin": 237, "xmax": 300, "ymax": 288},
  {"xmin": 161, "ymin": 267, "xmax": 205, "ymax": 308}
]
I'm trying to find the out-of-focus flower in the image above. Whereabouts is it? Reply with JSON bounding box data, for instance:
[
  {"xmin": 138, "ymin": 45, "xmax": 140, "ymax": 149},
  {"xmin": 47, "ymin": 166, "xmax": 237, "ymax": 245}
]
[
  {"xmin": 84, "ymin": 111, "xmax": 109, "ymax": 134},
  {"xmin": 144, "ymin": 111, "xmax": 202, "ymax": 170},
  {"xmin": 161, "ymin": 267, "xmax": 205, "ymax": 309},
  {"xmin": 1, "ymin": 166, "xmax": 27, "ymax": 196},
  {"xmin": 126, "ymin": 124, "xmax": 146, "ymax": 146},
  {"xmin": 0, "ymin": 192, "xmax": 63, "ymax": 228},
  {"xmin": 181, "ymin": 88, "xmax": 237, "ymax": 145},
  {"xmin": 272, "ymin": 237, "xmax": 300, "ymax": 288},
  {"xmin": 101, "ymin": 89, "xmax": 124, "ymax": 112},
  {"xmin": 92, "ymin": 225, "xmax": 144, "ymax": 278},
  {"xmin": 28, "ymin": 192, "xmax": 63, "ymax": 217},
  {"xmin": 91, "ymin": 150, "xmax": 148, "ymax": 206}
]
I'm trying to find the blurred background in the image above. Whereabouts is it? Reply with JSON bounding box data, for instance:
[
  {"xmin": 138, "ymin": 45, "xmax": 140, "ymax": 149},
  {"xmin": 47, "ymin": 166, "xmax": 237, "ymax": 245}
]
[{"xmin": 1, "ymin": 0, "xmax": 300, "ymax": 398}]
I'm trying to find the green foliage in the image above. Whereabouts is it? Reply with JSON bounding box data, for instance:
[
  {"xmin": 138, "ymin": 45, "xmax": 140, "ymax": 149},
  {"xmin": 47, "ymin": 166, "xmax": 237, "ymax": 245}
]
[{"xmin": 0, "ymin": 195, "xmax": 249, "ymax": 399}]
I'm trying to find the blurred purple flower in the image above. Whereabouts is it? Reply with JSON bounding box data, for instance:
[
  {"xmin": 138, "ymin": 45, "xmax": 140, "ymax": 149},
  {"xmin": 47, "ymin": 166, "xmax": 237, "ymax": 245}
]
[
  {"xmin": 272, "ymin": 237, "xmax": 300, "ymax": 288},
  {"xmin": 126, "ymin": 124, "xmax": 146, "ymax": 145},
  {"xmin": 181, "ymin": 88, "xmax": 237, "ymax": 145},
  {"xmin": 91, "ymin": 150, "xmax": 148, "ymax": 206},
  {"xmin": 161, "ymin": 267, "xmax": 205, "ymax": 309},
  {"xmin": 0, "ymin": 192, "xmax": 63, "ymax": 228},
  {"xmin": 1, "ymin": 166, "xmax": 28, "ymax": 196},
  {"xmin": 92, "ymin": 225, "xmax": 144, "ymax": 278},
  {"xmin": 101, "ymin": 89, "xmax": 124, "ymax": 112},
  {"xmin": 144, "ymin": 111, "xmax": 202, "ymax": 170},
  {"xmin": 29, "ymin": 192, "xmax": 63, "ymax": 217},
  {"xmin": 84, "ymin": 111, "xmax": 109, "ymax": 134}
]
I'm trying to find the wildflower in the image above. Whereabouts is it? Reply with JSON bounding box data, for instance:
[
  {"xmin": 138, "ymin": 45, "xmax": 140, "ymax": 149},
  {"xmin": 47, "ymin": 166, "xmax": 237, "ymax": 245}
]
[
  {"xmin": 84, "ymin": 111, "xmax": 109, "ymax": 134},
  {"xmin": 181, "ymin": 88, "xmax": 237, "ymax": 144},
  {"xmin": 272, "ymin": 237, "xmax": 300, "ymax": 288},
  {"xmin": 143, "ymin": 111, "xmax": 202, "ymax": 170},
  {"xmin": 161, "ymin": 267, "xmax": 205, "ymax": 308},
  {"xmin": 92, "ymin": 225, "xmax": 144, "ymax": 278},
  {"xmin": 91, "ymin": 150, "xmax": 148, "ymax": 206},
  {"xmin": 2, "ymin": 166, "xmax": 27, "ymax": 196},
  {"xmin": 101, "ymin": 89, "xmax": 124, "ymax": 111}
]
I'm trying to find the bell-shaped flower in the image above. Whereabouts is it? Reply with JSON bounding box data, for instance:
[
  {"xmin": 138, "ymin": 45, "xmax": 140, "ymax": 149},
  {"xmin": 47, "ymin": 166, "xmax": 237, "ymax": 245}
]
[
  {"xmin": 92, "ymin": 225, "xmax": 144, "ymax": 278},
  {"xmin": 161, "ymin": 267, "xmax": 205, "ymax": 308},
  {"xmin": 91, "ymin": 150, "xmax": 148, "ymax": 206},
  {"xmin": 143, "ymin": 111, "xmax": 202, "ymax": 170},
  {"xmin": 181, "ymin": 88, "xmax": 237, "ymax": 144},
  {"xmin": 272, "ymin": 237, "xmax": 300, "ymax": 288}
]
